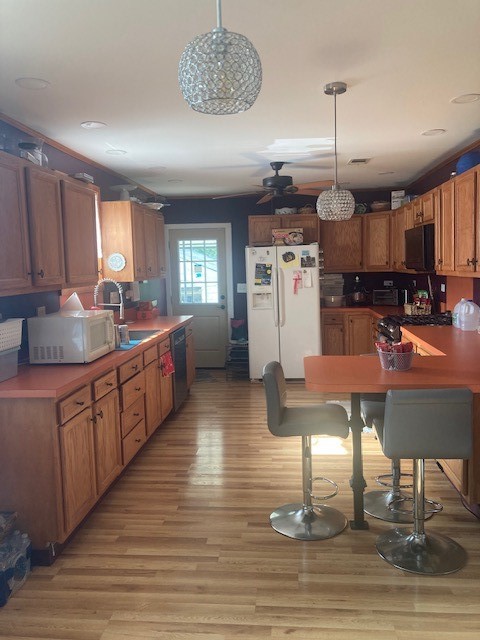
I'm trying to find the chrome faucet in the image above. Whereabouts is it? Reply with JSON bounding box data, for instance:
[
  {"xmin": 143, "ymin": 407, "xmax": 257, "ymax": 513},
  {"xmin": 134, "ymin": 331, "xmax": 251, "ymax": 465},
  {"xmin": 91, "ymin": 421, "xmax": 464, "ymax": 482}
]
[{"xmin": 93, "ymin": 278, "xmax": 125, "ymax": 321}]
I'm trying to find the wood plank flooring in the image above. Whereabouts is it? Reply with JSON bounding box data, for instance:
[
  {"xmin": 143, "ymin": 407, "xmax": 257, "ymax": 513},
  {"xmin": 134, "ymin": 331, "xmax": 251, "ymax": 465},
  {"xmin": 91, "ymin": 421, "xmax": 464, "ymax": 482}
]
[{"xmin": 1, "ymin": 371, "xmax": 480, "ymax": 639}]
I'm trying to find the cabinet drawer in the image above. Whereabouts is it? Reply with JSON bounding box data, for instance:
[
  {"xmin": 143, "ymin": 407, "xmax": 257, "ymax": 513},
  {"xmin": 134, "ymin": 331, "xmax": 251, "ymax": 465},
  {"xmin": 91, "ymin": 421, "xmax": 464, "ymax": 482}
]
[
  {"xmin": 122, "ymin": 419, "xmax": 146, "ymax": 466},
  {"xmin": 158, "ymin": 336, "xmax": 171, "ymax": 356},
  {"xmin": 322, "ymin": 312, "xmax": 344, "ymax": 325},
  {"xmin": 118, "ymin": 353, "xmax": 143, "ymax": 384},
  {"xmin": 121, "ymin": 370, "xmax": 146, "ymax": 409},
  {"xmin": 143, "ymin": 345, "xmax": 157, "ymax": 366},
  {"xmin": 121, "ymin": 395, "xmax": 145, "ymax": 438},
  {"xmin": 58, "ymin": 385, "xmax": 92, "ymax": 424},
  {"xmin": 92, "ymin": 369, "xmax": 117, "ymax": 401}
]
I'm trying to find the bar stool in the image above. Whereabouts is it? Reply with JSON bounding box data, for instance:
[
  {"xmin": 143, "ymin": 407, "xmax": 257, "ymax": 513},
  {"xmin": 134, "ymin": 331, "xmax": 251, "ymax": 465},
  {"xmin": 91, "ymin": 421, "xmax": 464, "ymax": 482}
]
[
  {"xmin": 262, "ymin": 361, "xmax": 350, "ymax": 540},
  {"xmin": 376, "ymin": 388, "xmax": 472, "ymax": 575},
  {"xmin": 360, "ymin": 394, "xmax": 414, "ymax": 523}
]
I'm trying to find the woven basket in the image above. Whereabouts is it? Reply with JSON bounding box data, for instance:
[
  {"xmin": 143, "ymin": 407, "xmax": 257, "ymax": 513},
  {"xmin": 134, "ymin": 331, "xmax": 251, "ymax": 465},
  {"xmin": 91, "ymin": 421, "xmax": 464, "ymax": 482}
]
[
  {"xmin": 0, "ymin": 319, "xmax": 24, "ymax": 352},
  {"xmin": 377, "ymin": 349, "xmax": 414, "ymax": 371},
  {"xmin": 404, "ymin": 303, "xmax": 431, "ymax": 316}
]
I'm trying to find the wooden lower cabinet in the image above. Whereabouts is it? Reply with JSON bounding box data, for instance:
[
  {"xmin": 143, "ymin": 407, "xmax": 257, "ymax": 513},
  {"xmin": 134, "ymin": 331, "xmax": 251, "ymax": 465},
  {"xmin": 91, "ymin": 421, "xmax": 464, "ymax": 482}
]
[
  {"xmin": 93, "ymin": 389, "xmax": 122, "ymax": 495},
  {"xmin": 159, "ymin": 336, "xmax": 174, "ymax": 420},
  {"xmin": 186, "ymin": 323, "xmax": 195, "ymax": 388},
  {"xmin": 59, "ymin": 407, "xmax": 97, "ymax": 535},
  {"xmin": 322, "ymin": 310, "xmax": 376, "ymax": 355},
  {"xmin": 144, "ymin": 359, "xmax": 162, "ymax": 437}
]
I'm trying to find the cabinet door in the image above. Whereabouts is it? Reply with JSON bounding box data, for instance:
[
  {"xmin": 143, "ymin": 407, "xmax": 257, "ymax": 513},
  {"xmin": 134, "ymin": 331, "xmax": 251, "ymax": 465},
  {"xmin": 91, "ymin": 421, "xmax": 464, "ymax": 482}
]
[
  {"xmin": 61, "ymin": 179, "xmax": 99, "ymax": 287},
  {"xmin": 248, "ymin": 215, "xmax": 277, "ymax": 245},
  {"xmin": 144, "ymin": 360, "xmax": 162, "ymax": 436},
  {"xmin": 282, "ymin": 214, "xmax": 319, "ymax": 243},
  {"xmin": 346, "ymin": 313, "xmax": 375, "ymax": 355},
  {"xmin": 155, "ymin": 214, "xmax": 167, "ymax": 277},
  {"xmin": 59, "ymin": 408, "xmax": 97, "ymax": 534},
  {"xmin": 144, "ymin": 211, "xmax": 160, "ymax": 278},
  {"xmin": 413, "ymin": 190, "xmax": 435, "ymax": 225},
  {"xmin": 25, "ymin": 166, "xmax": 65, "ymax": 286},
  {"xmin": 436, "ymin": 181, "xmax": 455, "ymax": 273},
  {"xmin": 454, "ymin": 170, "xmax": 476, "ymax": 273},
  {"xmin": 0, "ymin": 152, "xmax": 32, "ymax": 291},
  {"xmin": 363, "ymin": 212, "xmax": 391, "ymax": 271},
  {"xmin": 321, "ymin": 314, "xmax": 345, "ymax": 355},
  {"xmin": 321, "ymin": 216, "xmax": 363, "ymax": 272},
  {"xmin": 93, "ymin": 389, "xmax": 122, "ymax": 495},
  {"xmin": 132, "ymin": 205, "xmax": 147, "ymax": 280}
]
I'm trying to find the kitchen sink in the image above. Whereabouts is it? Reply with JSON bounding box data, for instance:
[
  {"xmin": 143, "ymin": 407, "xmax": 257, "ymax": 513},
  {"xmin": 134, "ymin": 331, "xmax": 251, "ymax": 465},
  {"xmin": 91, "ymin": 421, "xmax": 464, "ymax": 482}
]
[{"xmin": 127, "ymin": 329, "xmax": 163, "ymax": 340}]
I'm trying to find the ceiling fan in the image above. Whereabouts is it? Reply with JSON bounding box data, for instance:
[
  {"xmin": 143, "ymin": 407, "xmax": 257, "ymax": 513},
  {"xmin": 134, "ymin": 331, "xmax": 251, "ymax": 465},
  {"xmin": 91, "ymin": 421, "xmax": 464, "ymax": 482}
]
[{"xmin": 214, "ymin": 161, "xmax": 333, "ymax": 204}]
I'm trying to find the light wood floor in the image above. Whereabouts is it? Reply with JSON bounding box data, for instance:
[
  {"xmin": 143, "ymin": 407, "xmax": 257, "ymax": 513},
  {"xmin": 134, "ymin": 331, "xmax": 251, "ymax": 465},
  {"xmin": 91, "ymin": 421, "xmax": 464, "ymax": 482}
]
[{"xmin": 1, "ymin": 371, "xmax": 480, "ymax": 639}]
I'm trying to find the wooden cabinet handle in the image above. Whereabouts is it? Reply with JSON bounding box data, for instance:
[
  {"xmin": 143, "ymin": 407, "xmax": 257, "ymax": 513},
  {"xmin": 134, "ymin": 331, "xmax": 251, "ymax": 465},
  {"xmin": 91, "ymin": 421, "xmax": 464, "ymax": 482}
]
[
  {"xmin": 135, "ymin": 438, "xmax": 142, "ymax": 443},
  {"xmin": 75, "ymin": 400, "xmax": 85, "ymax": 406},
  {"xmin": 467, "ymin": 258, "xmax": 476, "ymax": 266},
  {"xmin": 135, "ymin": 387, "xmax": 141, "ymax": 392},
  {"xmin": 37, "ymin": 269, "xmax": 45, "ymax": 278},
  {"xmin": 132, "ymin": 364, "xmax": 138, "ymax": 371},
  {"xmin": 105, "ymin": 381, "xmax": 113, "ymax": 387},
  {"xmin": 133, "ymin": 412, "xmax": 140, "ymax": 417}
]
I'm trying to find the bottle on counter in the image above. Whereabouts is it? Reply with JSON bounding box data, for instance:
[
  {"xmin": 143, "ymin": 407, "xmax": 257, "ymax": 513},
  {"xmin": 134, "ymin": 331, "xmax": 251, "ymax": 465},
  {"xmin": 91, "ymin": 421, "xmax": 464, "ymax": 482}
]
[{"xmin": 452, "ymin": 298, "xmax": 480, "ymax": 331}]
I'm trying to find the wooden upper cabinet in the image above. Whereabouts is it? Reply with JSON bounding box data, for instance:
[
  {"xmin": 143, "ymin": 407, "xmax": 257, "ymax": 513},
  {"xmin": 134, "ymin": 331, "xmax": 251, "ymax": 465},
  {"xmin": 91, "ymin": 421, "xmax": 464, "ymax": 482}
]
[
  {"xmin": 363, "ymin": 212, "xmax": 391, "ymax": 271},
  {"xmin": 454, "ymin": 169, "xmax": 477, "ymax": 273},
  {"xmin": 100, "ymin": 201, "xmax": 161, "ymax": 282},
  {"xmin": 155, "ymin": 214, "xmax": 167, "ymax": 278},
  {"xmin": 25, "ymin": 165, "xmax": 65, "ymax": 287},
  {"xmin": 435, "ymin": 180, "xmax": 456, "ymax": 274},
  {"xmin": 248, "ymin": 213, "xmax": 319, "ymax": 245},
  {"xmin": 60, "ymin": 178, "xmax": 99, "ymax": 287},
  {"xmin": 144, "ymin": 211, "xmax": 159, "ymax": 278},
  {"xmin": 413, "ymin": 190, "xmax": 436, "ymax": 226},
  {"xmin": 321, "ymin": 216, "xmax": 363, "ymax": 272},
  {"xmin": 0, "ymin": 152, "xmax": 32, "ymax": 292}
]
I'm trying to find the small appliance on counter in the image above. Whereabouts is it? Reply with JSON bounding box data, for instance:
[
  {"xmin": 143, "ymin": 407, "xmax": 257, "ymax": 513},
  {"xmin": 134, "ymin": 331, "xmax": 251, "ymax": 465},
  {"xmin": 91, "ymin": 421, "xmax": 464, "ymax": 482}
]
[
  {"xmin": 28, "ymin": 310, "xmax": 115, "ymax": 364},
  {"xmin": 372, "ymin": 288, "xmax": 399, "ymax": 306}
]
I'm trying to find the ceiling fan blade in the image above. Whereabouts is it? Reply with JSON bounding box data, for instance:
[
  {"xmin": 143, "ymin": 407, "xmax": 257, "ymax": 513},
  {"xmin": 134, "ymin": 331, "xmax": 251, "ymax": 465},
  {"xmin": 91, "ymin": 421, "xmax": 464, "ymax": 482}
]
[
  {"xmin": 256, "ymin": 193, "xmax": 273, "ymax": 205},
  {"xmin": 294, "ymin": 180, "xmax": 334, "ymax": 190},
  {"xmin": 294, "ymin": 188, "xmax": 325, "ymax": 196},
  {"xmin": 212, "ymin": 191, "xmax": 262, "ymax": 200}
]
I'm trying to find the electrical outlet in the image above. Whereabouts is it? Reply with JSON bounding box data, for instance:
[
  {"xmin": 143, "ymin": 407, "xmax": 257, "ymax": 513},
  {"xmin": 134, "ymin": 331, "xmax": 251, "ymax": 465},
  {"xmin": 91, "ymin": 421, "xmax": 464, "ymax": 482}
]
[
  {"xmin": 36, "ymin": 306, "xmax": 46, "ymax": 316},
  {"xmin": 441, "ymin": 283, "xmax": 446, "ymax": 293},
  {"xmin": 383, "ymin": 280, "xmax": 393, "ymax": 287},
  {"xmin": 412, "ymin": 279, "xmax": 417, "ymax": 288},
  {"xmin": 237, "ymin": 283, "xmax": 247, "ymax": 293}
]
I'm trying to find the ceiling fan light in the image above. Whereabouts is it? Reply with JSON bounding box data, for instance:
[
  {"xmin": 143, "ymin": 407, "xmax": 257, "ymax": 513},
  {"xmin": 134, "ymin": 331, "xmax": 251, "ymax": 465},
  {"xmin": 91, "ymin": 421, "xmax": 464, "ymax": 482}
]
[
  {"xmin": 178, "ymin": 1, "xmax": 262, "ymax": 115},
  {"xmin": 316, "ymin": 186, "xmax": 355, "ymax": 221}
]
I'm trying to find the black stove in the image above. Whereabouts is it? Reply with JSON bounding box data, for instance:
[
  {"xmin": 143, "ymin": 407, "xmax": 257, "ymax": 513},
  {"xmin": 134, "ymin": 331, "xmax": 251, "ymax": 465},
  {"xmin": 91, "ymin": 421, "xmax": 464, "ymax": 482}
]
[{"xmin": 377, "ymin": 312, "xmax": 452, "ymax": 342}]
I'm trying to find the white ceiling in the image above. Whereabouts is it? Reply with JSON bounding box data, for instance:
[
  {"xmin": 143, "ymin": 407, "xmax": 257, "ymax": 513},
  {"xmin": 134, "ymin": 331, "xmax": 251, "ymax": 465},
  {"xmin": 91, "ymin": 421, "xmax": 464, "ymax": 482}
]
[{"xmin": 1, "ymin": 0, "xmax": 479, "ymax": 199}]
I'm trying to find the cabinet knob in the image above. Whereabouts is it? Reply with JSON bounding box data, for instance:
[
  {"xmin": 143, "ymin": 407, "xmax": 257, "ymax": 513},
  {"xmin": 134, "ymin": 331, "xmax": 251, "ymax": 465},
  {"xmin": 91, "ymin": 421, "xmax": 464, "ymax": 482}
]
[
  {"xmin": 467, "ymin": 258, "xmax": 476, "ymax": 266},
  {"xmin": 96, "ymin": 410, "xmax": 103, "ymax": 419},
  {"xmin": 105, "ymin": 381, "xmax": 113, "ymax": 387},
  {"xmin": 133, "ymin": 412, "xmax": 140, "ymax": 417},
  {"xmin": 75, "ymin": 400, "xmax": 85, "ymax": 406},
  {"xmin": 132, "ymin": 364, "xmax": 138, "ymax": 371},
  {"xmin": 135, "ymin": 438, "xmax": 142, "ymax": 443},
  {"xmin": 135, "ymin": 387, "xmax": 141, "ymax": 391},
  {"xmin": 37, "ymin": 269, "xmax": 45, "ymax": 278}
]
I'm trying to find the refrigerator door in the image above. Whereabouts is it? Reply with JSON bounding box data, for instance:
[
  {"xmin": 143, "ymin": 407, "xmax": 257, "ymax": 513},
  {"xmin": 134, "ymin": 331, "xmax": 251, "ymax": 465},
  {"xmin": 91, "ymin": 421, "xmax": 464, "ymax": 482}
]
[
  {"xmin": 245, "ymin": 246, "xmax": 280, "ymax": 379},
  {"xmin": 277, "ymin": 244, "xmax": 321, "ymax": 378}
]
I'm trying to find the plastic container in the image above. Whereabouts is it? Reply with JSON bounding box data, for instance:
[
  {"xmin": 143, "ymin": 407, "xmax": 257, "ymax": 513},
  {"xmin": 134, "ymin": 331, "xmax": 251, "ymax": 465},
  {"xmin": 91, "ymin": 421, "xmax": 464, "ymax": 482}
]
[
  {"xmin": 0, "ymin": 347, "xmax": 20, "ymax": 383},
  {"xmin": 452, "ymin": 298, "xmax": 480, "ymax": 331},
  {"xmin": 0, "ymin": 319, "xmax": 24, "ymax": 352}
]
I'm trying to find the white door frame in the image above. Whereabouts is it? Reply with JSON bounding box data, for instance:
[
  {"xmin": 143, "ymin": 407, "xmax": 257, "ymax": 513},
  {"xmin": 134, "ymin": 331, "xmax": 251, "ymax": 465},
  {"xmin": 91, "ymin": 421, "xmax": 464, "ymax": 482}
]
[{"xmin": 165, "ymin": 223, "xmax": 234, "ymax": 322}]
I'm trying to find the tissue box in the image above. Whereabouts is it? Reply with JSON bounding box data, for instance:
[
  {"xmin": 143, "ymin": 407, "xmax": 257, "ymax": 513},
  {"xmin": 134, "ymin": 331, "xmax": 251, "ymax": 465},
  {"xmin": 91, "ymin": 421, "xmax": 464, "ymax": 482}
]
[{"xmin": 391, "ymin": 190, "xmax": 406, "ymax": 210}]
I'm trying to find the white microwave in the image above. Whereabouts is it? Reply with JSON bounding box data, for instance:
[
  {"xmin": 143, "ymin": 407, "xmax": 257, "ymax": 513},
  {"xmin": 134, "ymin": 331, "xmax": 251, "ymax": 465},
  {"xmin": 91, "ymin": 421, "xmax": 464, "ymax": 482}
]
[{"xmin": 28, "ymin": 310, "xmax": 115, "ymax": 364}]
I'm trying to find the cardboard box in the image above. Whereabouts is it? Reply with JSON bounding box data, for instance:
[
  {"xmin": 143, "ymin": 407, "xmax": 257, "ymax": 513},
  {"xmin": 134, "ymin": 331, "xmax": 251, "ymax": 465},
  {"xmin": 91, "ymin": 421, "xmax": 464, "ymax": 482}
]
[{"xmin": 272, "ymin": 228, "xmax": 303, "ymax": 246}]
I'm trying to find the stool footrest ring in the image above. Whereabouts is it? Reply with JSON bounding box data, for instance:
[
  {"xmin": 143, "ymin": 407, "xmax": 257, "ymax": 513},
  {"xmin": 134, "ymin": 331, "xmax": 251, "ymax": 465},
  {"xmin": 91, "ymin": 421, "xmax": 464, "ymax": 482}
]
[
  {"xmin": 376, "ymin": 472, "xmax": 413, "ymax": 490},
  {"xmin": 388, "ymin": 495, "xmax": 443, "ymax": 515},
  {"xmin": 311, "ymin": 476, "xmax": 339, "ymax": 503}
]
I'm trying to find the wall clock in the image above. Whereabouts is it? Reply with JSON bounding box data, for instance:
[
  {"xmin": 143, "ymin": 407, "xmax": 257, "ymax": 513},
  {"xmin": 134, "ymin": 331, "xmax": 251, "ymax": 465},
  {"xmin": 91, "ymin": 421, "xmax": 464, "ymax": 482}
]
[{"xmin": 107, "ymin": 252, "xmax": 126, "ymax": 272}]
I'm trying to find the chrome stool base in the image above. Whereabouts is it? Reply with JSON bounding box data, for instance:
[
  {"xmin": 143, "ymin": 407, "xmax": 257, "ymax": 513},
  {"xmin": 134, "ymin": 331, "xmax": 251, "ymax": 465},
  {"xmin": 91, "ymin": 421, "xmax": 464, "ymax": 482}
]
[
  {"xmin": 270, "ymin": 503, "xmax": 347, "ymax": 541},
  {"xmin": 376, "ymin": 528, "xmax": 468, "ymax": 575},
  {"xmin": 364, "ymin": 490, "xmax": 435, "ymax": 523}
]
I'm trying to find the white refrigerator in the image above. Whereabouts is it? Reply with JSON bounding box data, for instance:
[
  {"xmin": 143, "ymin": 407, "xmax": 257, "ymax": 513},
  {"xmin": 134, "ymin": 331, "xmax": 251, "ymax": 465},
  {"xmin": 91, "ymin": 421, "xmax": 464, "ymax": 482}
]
[{"xmin": 245, "ymin": 243, "xmax": 321, "ymax": 379}]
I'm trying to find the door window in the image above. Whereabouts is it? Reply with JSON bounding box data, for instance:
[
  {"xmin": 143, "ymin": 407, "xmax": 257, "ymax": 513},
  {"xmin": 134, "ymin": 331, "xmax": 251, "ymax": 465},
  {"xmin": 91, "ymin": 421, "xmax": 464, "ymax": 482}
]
[{"xmin": 178, "ymin": 239, "xmax": 219, "ymax": 304}]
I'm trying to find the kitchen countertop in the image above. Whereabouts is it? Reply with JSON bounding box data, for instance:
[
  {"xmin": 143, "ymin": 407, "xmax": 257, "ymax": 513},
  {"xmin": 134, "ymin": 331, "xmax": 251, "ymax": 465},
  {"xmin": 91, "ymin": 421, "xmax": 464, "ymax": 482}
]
[{"xmin": 0, "ymin": 316, "xmax": 192, "ymax": 400}]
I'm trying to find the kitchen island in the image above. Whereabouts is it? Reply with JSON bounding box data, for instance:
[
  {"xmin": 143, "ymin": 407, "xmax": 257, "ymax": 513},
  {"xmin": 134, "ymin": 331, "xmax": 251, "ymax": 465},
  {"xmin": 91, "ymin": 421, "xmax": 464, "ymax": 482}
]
[
  {"xmin": 305, "ymin": 320, "xmax": 480, "ymax": 525},
  {"xmin": 0, "ymin": 316, "xmax": 193, "ymax": 563}
]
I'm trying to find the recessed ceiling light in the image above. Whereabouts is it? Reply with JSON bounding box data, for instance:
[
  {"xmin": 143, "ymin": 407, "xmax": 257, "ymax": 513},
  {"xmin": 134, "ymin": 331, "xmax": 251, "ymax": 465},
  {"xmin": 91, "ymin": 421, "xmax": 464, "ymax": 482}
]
[
  {"xmin": 421, "ymin": 128, "xmax": 446, "ymax": 136},
  {"xmin": 105, "ymin": 148, "xmax": 127, "ymax": 155},
  {"xmin": 378, "ymin": 171, "xmax": 395, "ymax": 175},
  {"xmin": 81, "ymin": 121, "xmax": 107, "ymax": 129},
  {"xmin": 15, "ymin": 77, "xmax": 50, "ymax": 90},
  {"xmin": 451, "ymin": 93, "xmax": 480, "ymax": 104},
  {"xmin": 168, "ymin": 179, "xmax": 183, "ymax": 184}
]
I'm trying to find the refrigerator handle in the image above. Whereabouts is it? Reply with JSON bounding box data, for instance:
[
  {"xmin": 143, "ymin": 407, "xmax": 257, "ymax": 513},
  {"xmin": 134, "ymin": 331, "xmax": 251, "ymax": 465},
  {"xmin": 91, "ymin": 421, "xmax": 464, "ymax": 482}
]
[
  {"xmin": 272, "ymin": 266, "xmax": 279, "ymax": 327},
  {"xmin": 279, "ymin": 267, "xmax": 286, "ymax": 327}
]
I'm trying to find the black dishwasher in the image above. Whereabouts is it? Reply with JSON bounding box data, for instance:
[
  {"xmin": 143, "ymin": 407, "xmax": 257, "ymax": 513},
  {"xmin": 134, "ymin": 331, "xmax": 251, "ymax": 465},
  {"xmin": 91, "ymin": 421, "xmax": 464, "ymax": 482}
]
[{"xmin": 170, "ymin": 327, "xmax": 188, "ymax": 411}]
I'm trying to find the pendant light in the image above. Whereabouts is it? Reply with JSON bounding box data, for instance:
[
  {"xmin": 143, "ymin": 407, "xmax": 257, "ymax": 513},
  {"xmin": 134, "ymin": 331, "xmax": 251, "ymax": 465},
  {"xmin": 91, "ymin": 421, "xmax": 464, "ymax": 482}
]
[
  {"xmin": 178, "ymin": 0, "xmax": 262, "ymax": 115},
  {"xmin": 317, "ymin": 82, "xmax": 355, "ymax": 221}
]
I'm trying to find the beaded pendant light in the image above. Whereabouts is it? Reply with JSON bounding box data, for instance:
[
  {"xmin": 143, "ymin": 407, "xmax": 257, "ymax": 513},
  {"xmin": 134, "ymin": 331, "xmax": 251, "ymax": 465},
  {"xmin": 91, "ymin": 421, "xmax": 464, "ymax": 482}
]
[
  {"xmin": 317, "ymin": 82, "xmax": 355, "ymax": 221},
  {"xmin": 178, "ymin": 0, "xmax": 262, "ymax": 115}
]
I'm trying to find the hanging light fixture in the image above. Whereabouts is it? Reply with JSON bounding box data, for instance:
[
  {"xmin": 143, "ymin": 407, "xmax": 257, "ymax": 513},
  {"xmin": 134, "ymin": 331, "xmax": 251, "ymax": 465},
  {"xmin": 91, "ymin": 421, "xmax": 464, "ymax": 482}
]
[
  {"xmin": 317, "ymin": 82, "xmax": 355, "ymax": 221},
  {"xmin": 178, "ymin": 0, "xmax": 262, "ymax": 115}
]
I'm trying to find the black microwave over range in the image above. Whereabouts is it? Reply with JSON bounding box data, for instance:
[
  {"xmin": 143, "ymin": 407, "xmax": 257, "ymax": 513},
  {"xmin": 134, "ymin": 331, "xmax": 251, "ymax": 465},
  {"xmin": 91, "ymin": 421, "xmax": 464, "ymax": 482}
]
[{"xmin": 405, "ymin": 223, "xmax": 435, "ymax": 271}]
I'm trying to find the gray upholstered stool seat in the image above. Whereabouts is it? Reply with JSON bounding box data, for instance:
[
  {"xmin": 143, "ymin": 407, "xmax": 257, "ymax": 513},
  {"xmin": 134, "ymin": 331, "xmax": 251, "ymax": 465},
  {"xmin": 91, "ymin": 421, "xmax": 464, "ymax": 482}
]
[
  {"xmin": 360, "ymin": 393, "xmax": 416, "ymax": 523},
  {"xmin": 375, "ymin": 388, "xmax": 473, "ymax": 575},
  {"xmin": 263, "ymin": 361, "xmax": 350, "ymax": 541}
]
